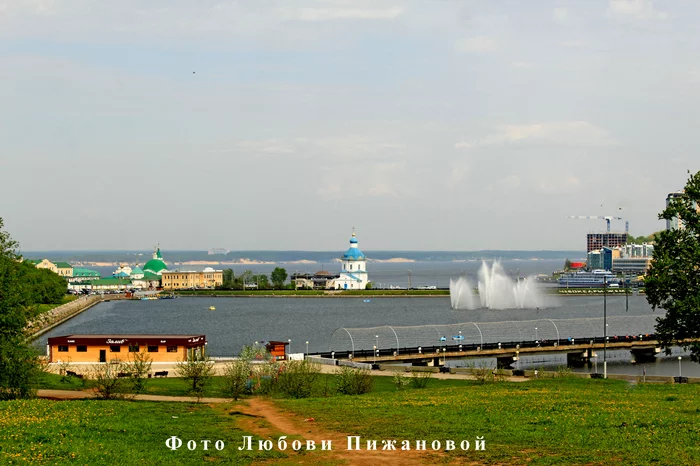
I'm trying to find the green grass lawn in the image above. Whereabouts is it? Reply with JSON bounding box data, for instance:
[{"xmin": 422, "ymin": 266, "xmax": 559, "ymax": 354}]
[
  {"xmin": 30, "ymin": 373, "xmax": 700, "ymax": 464},
  {"xmin": 277, "ymin": 378, "xmax": 700, "ymax": 465},
  {"xmin": 0, "ymin": 399, "xmax": 284, "ymax": 465}
]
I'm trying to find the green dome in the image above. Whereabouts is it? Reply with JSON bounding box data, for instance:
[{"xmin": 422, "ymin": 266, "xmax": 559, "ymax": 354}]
[{"xmin": 143, "ymin": 259, "xmax": 167, "ymax": 275}]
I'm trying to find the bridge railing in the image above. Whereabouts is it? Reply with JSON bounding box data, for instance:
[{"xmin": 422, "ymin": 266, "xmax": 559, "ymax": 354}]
[{"xmin": 328, "ymin": 315, "xmax": 659, "ymax": 356}]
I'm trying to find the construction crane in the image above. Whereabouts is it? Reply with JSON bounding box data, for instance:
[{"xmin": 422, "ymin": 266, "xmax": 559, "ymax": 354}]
[{"xmin": 567, "ymin": 215, "xmax": 627, "ymax": 233}]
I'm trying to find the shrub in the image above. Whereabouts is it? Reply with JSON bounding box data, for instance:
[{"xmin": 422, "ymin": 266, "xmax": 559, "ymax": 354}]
[
  {"xmin": 335, "ymin": 366, "xmax": 374, "ymax": 395},
  {"xmin": 89, "ymin": 363, "xmax": 131, "ymax": 400},
  {"xmin": 122, "ymin": 350, "xmax": 152, "ymax": 394},
  {"xmin": 410, "ymin": 370, "xmax": 433, "ymax": 389},
  {"xmin": 392, "ymin": 371, "xmax": 411, "ymax": 390},
  {"xmin": 277, "ymin": 360, "xmax": 321, "ymax": 399},
  {"xmin": 222, "ymin": 360, "xmax": 251, "ymax": 400},
  {"xmin": 175, "ymin": 353, "xmax": 215, "ymax": 402},
  {"xmin": 249, "ymin": 361, "xmax": 281, "ymax": 395}
]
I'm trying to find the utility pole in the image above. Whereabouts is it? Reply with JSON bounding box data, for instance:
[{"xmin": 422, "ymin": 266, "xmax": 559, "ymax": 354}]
[{"xmin": 408, "ymin": 270, "xmax": 412, "ymax": 290}]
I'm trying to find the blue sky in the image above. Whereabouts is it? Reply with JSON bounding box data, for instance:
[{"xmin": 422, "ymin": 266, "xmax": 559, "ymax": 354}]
[{"xmin": 1, "ymin": 0, "xmax": 698, "ymax": 250}]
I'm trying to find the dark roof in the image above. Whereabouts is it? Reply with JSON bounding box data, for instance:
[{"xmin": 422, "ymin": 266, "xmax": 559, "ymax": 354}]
[{"xmin": 48, "ymin": 334, "xmax": 206, "ymax": 347}]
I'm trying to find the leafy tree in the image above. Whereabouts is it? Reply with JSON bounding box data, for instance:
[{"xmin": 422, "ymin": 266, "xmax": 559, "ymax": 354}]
[
  {"xmin": 221, "ymin": 269, "xmax": 235, "ymax": 289},
  {"xmin": 254, "ymin": 274, "xmax": 270, "ymax": 289},
  {"xmin": 270, "ymin": 267, "xmax": 288, "ymax": 289},
  {"xmin": 645, "ymin": 170, "xmax": 700, "ymax": 362},
  {"xmin": 222, "ymin": 360, "xmax": 251, "ymax": 400},
  {"xmin": 175, "ymin": 352, "xmax": 215, "ymax": 401},
  {"xmin": 0, "ymin": 218, "xmax": 40, "ymax": 400},
  {"xmin": 564, "ymin": 259, "xmax": 572, "ymax": 270}
]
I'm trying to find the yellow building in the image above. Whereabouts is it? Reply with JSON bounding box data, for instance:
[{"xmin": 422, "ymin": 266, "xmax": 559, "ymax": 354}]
[
  {"xmin": 26, "ymin": 259, "xmax": 73, "ymax": 278},
  {"xmin": 161, "ymin": 267, "xmax": 223, "ymax": 290},
  {"xmin": 47, "ymin": 334, "xmax": 206, "ymax": 363}
]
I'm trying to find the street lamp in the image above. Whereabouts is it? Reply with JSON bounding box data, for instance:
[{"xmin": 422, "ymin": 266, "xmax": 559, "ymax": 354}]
[
  {"xmin": 535, "ymin": 327, "xmax": 538, "ymax": 341},
  {"xmin": 373, "ymin": 345, "xmax": 377, "ymax": 364},
  {"xmin": 288, "ymin": 339, "xmax": 291, "ymax": 355},
  {"xmin": 305, "ymin": 341, "xmax": 309, "ymax": 358},
  {"xmin": 603, "ymin": 275, "xmax": 608, "ymax": 379},
  {"xmin": 375, "ymin": 334, "xmax": 379, "ymax": 352},
  {"xmin": 678, "ymin": 356, "xmax": 682, "ymax": 378}
]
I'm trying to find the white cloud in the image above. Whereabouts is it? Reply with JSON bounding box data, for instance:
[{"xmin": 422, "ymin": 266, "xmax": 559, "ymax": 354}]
[
  {"xmin": 454, "ymin": 36, "xmax": 497, "ymax": 53},
  {"xmin": 447, "ymin": 162, "xmax": 469, "ymax": 190},
  {"xmin": 553, "ymin": 7, "xmax": 568, "ymax": 24},
  {"xmin": 483, "ymin": 121, "xmax": 619, "ymax": 147},
  {"xmin": 499, "ymin": 175, "xmax": 521, "ymax": 190},
  {"xmin": 536, "ymin": 176, "xmax": 581, "ymax": 194},
  {"xmin": 280, "ymin": 6, "xmax": 404, "ymax": 21},
  {"xmin": 237, "ymin": 139, "xmax": 295, "ymax": 155},
  {"xmin": 454, "ymin": 141, "xmax": 473, "ymax": 150},
  {"xmin": 608, "ymin": 0, "xmax": 668, "ymax": 21}
]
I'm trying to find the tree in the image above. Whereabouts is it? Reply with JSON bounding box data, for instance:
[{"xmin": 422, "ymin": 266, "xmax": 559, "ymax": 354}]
[
  {"xmin": 564, "ymin": 259, "xmax": 572, "ymax": 271},
  {"xmin": 0, "ymin": 218, "xmax": 40, "ymax": 400},
  {"xmin": 645, "ymin": 170, "xmax": 700, "ymax": 362},
  {"xmin": 220, "ymin": 269, "xmax": 235, "ymax": 289},
  {"xmin": 175, "ymin": 352, "xmax": 215, "ymax": 401},
  {"xmin": 271, "ymin": 267, "xmax": 288, "ymax": 289}
]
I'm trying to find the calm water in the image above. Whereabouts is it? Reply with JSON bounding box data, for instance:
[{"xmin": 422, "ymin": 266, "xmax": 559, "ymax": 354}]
[{"xmin": 35, "ymin": 293, "xmax": 697, "ymax": 377}]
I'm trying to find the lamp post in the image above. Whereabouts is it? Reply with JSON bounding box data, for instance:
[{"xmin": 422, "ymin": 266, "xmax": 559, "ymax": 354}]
[
  {"xmin": 375, "ymin": 334, "xmax": 379, "ymax": 352},
  {"xmin": 373, "ymin": 345, "xmax": 377, "ymax": 364},
  {"xmin": 305, "ymin": 341, "xmax": 309, "ymax": 358},
  {"xmin": 535, "ymin": 327, "xmax": 538, "ymax": 342},
  {"xmin": 603, "ymin": 275, "xmax": 608, "ymax": 379},
  {"xmin": 678, "ymin": 356, "xmax": 682, "ymax": 378},
  {"xmin": 288, "ymin": 339, "xmax": 291, "ymax": 355}
]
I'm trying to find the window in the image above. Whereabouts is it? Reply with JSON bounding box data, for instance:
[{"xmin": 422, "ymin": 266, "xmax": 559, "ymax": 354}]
[
  {"xmin": 128, "ymin": 345, "xmax": 139, "ymax": 352},
  {"xmin": 148, "ymin": 346, "xmax": 158, "ymax": 352},
  {"xmin": 110, "ymin": 346, "xmax": 121, "ymax": 353},
  {"xmin": 58, "ymin": 345, "xmax": 68, "ymax": 352},
  {"xmin": 77, "ymin": 345, "xmax": 87, "ymax": 352},
  {"xmin": 167, "ymin": 346, "xmax": 178, "ymax": 353}
]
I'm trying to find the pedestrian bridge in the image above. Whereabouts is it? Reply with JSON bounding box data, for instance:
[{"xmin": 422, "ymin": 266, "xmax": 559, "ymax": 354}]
[{"xmin": 322, "ymin": 315, "xmax": 664, "ymax": 368}]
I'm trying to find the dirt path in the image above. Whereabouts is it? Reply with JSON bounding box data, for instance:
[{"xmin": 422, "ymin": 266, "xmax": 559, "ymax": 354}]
[{"xmin": 234, "ymin": 398, "xmax": 451, "ymax": 465}]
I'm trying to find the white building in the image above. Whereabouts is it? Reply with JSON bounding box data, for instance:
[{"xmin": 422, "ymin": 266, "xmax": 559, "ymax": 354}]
[{"xmin": 334, "ymin": 230, "xmax": 369, "ymax": 290}]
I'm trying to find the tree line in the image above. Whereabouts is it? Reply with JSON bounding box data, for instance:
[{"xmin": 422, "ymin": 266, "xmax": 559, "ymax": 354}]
[
  {"xmin": 218, "ymin": 267, "xmax": 289, "ymax": 290},
  {"xmin": 1, "ymin": 218, "xmax": 68, "ymax": 400}
]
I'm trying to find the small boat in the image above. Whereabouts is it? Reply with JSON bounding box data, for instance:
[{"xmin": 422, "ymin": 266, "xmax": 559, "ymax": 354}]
[
  {"xmin": 160, "ymin": 294, "xmax": 177, "ymax": 299},
  {"xmin": 363, "ymin": 299, "xmax": 371, "ymax": 303},
  {"xmin": 140, "ymin": 296, "xmax": 158, "ymax": 301},
  {"xmin": 209, "ymin": 306, "xmax": 216, "ymax": 311}
]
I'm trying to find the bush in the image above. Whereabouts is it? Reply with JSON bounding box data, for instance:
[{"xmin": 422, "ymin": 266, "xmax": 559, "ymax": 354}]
[
  {"xmin": 249, "ymin": 362, "xmax": 281, "ymax": 395},
  {"xmin": 277, "ymin": 360, "xmax": 321, "ymax": 399},
  {"xmin": 122, "ymin": 350, "xmax": 152, "ymax": 394},
  {"xmin": 222, "ymin": 360, "xmax": 251, "ymax": 400},
  {"xmin": 175, "ymin": 353, "xmax": 215, "ymax": 402},
  {"xmin": 89, "ymin": 363, "xmax": 131, "ymax": 400},
  {"xmin": 335, "ymin": 366, "xmax": 374, "ymax": 395},
  {"xmin": 392, "ymin": 371, "xmax": 411, "ymax": 390},
  {"xmin": 410, "ymin": 370, "xmax": 433, "ymax": 389}
]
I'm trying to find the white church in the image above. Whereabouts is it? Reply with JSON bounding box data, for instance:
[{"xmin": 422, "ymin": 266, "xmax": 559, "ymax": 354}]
[{"xmin": 334, "ymin": 229, "xmax": 369, "ymax": 290}]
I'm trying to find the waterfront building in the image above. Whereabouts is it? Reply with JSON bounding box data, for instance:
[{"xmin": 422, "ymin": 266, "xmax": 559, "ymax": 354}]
[
  {"xmin": 612, "ymin": 257, "xmax": 652, "ymax": 274},
  {"xmin": 47, "ymin": 334, "xmax": 206, "ymax": 364},
  {"xmin": 113, "ymin": 264, "xmax": 133, "ymax": 276},
  {"xmin": 587, "ymin": 250, "xmax": 602, "ymax": 270},
  {"xmin": 334, "ymin": 230, "xmax": 369, "ymax": 290},
  {"xmin": 161, "ymin": 268, "xmax": 224, "ymax": 290},
  {"xmin": 26, "ymin": 259, "xmax": 73, "ymax": 278},
  {"xmin": 130, "ymin": 266, "xmax": 144, "ymax": 280},
  {"xmin": 586, "ymin": 232, "xmax": 628, "ymax": 253},
  {"xmin": 291, "ymin": 270, "xmax": 340, "ymax": 290},
  {"xmin": 72, "ymin": 268, "xmax": 101, "ymax": 281}
]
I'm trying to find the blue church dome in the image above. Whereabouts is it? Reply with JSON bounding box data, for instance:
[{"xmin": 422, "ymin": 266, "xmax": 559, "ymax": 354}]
[{"xmin": 342, "ymin": 231, "xmax": 365, "ymax": 261}]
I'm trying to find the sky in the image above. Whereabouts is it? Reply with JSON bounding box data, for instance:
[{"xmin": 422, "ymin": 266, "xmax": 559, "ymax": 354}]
[{"xmin": 1, "ymin": 0, "xmax": 699, "ymax": 251}]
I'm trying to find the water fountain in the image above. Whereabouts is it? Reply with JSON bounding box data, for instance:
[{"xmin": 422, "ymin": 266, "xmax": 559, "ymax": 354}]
[{"xmin": 450, "ymin": 261, "xmax": 544, "ymax": 310}]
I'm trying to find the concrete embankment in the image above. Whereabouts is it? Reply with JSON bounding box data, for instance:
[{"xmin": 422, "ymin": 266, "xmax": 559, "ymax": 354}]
[{"xmin": 28, "ymin": 295, "xmax": 131, "ymax": 340}]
